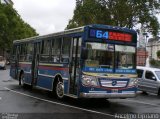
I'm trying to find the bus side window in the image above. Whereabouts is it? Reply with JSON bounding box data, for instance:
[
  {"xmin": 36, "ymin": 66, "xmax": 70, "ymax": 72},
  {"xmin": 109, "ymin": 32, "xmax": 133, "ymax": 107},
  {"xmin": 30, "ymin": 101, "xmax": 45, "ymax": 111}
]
[
  {"xmin": 61, "ymin": 37, "xmax": 71, "ymax": 63},
  {"xmin": 51, "ymin": 38, "xmax": 62, "ymax": 63},
  {"xmin": 26, "ymin": 43, "xmax": 33, "ymax": 62},
  {"xmin": 40, "ymin": 40, "xmax": 51, "ymax": 63},
  {"xmin": 19, "ymin": 44, "xmax": 27, "ymax": 62},
  {"xmin": 11, "ymin": 45, "xmax": 18, "ymax": 61}
]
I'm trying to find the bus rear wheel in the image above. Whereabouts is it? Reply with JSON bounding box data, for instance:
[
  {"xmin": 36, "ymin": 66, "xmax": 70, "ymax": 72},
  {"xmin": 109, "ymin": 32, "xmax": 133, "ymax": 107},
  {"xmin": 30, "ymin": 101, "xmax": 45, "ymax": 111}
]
[
  {"xmin": 19, "ymin": 73, "xmax": 25, "ymax": 87},
  {"xmin": 55, "ymin": 80, "xmax": 64, "ymax": 99}
]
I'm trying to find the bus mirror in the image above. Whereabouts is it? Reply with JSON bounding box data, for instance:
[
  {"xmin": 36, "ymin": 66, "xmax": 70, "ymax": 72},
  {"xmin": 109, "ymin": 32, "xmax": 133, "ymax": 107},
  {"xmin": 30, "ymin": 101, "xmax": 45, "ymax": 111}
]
[{"xmin": 81, "ymin": 48, "xmax": 88, "ymax": 59}]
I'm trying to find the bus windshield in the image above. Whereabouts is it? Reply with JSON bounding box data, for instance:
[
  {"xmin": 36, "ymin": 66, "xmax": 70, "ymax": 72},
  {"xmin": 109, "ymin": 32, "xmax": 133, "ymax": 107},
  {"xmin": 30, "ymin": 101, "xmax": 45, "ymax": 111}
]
[
  {"xmin": 85, "ymin": 42, "xmax": 114, "ymax": 68},
  {"xmin": 83, "ymin": 42, "xmax": 136, "ymax": 73},
  {"xmin": 115, "ymin": 45, "xmax": 136, "ymax": 69}
]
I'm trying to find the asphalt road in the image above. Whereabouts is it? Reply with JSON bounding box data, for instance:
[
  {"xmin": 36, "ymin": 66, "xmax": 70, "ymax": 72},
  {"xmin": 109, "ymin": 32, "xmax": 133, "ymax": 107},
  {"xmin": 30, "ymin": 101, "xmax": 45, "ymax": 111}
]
[{"xmin": 0, "ymin": 66, "xmax": 160, "ymax": 119}]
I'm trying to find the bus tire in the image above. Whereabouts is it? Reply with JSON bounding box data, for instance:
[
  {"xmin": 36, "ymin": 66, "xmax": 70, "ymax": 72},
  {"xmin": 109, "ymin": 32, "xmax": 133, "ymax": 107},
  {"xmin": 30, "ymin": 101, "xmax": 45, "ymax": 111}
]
[
  {"xmin": 19, "ymin": 71, "xmax": 25, "ymax": 87},
  {"xmin": 54, "ymin": 77, "xmax": 64, "ymax": 99}
]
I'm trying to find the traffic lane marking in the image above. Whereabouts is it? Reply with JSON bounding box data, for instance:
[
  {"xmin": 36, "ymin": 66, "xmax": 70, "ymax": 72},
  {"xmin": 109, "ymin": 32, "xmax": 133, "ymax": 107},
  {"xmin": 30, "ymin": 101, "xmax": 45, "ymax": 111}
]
[
  {"xmin": 108, "ymin": 98, "xmax": 159, "ymax": 107},
  {"xmin": 4, "ymin": 86, "xmax": 160, "ymax": 108},
  {"xmin": 6, "ymin": 85, "xmax": 159, "ymax": 116},
  {"xmin": 125, "ymin": 99, "xmax": 160, "ymax": 106},
  {"xmin": 4, "ymin": 87, "xmax": 115, "ymax": 118}
]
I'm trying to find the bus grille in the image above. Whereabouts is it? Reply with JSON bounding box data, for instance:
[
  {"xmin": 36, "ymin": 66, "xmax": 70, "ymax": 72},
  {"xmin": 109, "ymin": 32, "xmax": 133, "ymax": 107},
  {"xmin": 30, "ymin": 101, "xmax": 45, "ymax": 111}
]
[{"xmin": 100, "ymin": 80, "xmax": 127, "ymax": 88}]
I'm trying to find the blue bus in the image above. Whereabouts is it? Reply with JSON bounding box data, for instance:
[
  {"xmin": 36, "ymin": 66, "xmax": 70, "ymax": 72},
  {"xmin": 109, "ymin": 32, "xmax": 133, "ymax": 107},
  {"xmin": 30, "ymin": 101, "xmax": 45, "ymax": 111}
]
[{"xmin": 10, "ymin": 24, "xmax": 138, "ymax": 99}]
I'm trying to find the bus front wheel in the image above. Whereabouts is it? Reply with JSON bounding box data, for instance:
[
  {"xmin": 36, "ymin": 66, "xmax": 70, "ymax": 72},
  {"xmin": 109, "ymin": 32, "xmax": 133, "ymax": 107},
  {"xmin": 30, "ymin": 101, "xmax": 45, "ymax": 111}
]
[{"xmin": 55, "ymin": 79, "xmax": 64, "ymax": 99}]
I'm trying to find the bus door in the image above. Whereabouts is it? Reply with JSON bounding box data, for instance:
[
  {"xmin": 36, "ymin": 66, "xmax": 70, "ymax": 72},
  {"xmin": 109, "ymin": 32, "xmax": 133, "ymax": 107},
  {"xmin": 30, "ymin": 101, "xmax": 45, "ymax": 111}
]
[
  {"xmin": 14, "ymin": 45, "xmax": 20, "ymax": 79},
  {"xmin": 31, "ymin": 42, "xmax": 41, "ymax": 85},
  {"xmin": 69, "ymin": 37, "xmax": 81, "ymax": 95}
]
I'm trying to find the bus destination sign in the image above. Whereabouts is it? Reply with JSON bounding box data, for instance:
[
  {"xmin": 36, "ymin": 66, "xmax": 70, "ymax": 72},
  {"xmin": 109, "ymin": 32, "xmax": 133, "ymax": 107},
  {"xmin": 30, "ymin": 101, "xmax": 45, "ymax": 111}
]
[{"xmin": 89, "ymin": 29, "xmax": 132, "ymax": 42}]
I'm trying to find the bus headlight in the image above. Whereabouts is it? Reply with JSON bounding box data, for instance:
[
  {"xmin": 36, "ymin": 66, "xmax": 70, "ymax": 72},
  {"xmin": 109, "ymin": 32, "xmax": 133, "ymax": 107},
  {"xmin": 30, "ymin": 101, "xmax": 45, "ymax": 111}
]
[
  {"xmin": 129, "ymin": 78, "xmax": 138, "ymax": 87},
  {"xmin": 82, "ymin": 75, "xmax": 98, "ymax": 86}
]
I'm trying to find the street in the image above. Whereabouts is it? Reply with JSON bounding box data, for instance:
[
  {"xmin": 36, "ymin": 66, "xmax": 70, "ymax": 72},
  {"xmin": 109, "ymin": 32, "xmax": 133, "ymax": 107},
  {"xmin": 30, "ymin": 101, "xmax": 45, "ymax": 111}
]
[{"xmin": 0, "ymin": 67, "xmax": 160, "ymax": 119}]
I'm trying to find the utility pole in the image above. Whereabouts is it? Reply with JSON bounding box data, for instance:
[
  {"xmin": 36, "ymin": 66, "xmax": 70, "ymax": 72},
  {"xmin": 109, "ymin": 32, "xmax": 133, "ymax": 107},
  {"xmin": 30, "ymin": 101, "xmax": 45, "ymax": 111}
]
[{"xmin": 143, "ymin": 33, "xmax": 149, "ymax": 66}]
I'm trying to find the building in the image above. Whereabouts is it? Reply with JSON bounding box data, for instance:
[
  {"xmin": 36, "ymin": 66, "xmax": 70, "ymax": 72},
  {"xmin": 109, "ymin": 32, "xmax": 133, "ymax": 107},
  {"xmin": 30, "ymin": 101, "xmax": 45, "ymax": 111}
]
[
  {"xmin": 0, "ymin": 0, "xmax": 13, "ymax": 5},
  {"xmin": 147, "ymin": 37, "xmax": 160, "ymax": 60},
  {"xmin": 136, "ymin": 27, "xmax": 149, "ymax": 66},
  {"xmin": 137, "ymin": 47, "xmax": 148, "ymax": 66}
]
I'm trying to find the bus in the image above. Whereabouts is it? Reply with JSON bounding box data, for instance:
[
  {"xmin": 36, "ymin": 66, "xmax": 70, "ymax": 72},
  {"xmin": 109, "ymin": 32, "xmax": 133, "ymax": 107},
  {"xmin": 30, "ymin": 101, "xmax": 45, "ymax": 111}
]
[{"xmin": 10, "ymin": 24, "xmax": 138, "ymax": 99}]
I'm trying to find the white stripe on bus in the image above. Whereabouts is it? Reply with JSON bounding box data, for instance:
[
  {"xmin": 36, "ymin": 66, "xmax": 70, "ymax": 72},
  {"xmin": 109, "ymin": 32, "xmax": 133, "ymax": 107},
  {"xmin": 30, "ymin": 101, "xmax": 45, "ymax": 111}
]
[{"xmin": 39, "ymin": 63, "xmax": 64, "ymax": 67}]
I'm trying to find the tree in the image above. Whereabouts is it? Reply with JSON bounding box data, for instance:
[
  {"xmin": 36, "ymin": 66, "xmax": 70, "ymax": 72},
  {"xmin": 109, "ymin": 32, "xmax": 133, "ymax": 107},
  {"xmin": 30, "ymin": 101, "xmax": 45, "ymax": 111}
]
[
  {"xmin": 157, "ymin": 50, "xmax": 160, "ymax": 59},
  {"xmin": 0, "ymin": 3, "xmax": 38, "ymax": 52},
  {"xmin": 66, "ymin": 0, "xmax": 160, "ymax": 36},
  {"xmin": 66, "ymin": 0, "xmax": 111, "ymax": 29}
]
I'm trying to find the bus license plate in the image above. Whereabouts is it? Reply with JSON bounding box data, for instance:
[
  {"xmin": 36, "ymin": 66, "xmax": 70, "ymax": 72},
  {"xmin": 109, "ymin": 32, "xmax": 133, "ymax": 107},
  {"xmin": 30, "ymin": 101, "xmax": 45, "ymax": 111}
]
[{"xmin": 112, "ymin": 89, "xmax": 118, "ymax": 93}]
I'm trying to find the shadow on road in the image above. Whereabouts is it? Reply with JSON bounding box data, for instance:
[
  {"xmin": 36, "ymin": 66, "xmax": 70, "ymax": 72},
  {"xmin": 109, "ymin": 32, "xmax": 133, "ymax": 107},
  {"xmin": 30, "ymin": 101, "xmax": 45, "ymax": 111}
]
[{"xmin": 6, "ymin": 83, "xmax": 135, "ymax": 115}]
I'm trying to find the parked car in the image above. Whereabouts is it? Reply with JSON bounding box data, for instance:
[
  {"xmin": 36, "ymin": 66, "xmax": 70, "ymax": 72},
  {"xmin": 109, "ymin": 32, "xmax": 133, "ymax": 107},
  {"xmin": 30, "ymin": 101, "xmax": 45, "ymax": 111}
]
[
  {"xmin": 137, "ymin": 66, "xmax": 160, "ymax": 95},
  {"xmin": 0, "ymin": 56, "xmax": 6, "ymax": 70}
]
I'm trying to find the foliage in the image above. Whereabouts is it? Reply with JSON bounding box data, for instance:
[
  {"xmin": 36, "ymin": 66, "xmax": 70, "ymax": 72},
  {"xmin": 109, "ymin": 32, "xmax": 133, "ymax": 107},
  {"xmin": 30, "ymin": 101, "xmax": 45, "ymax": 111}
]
[
  {"xmin": 150, "ymin": 59, "xmax": 156, "ymax": 66},
  {"xmin": 150, "ymin": 59, "xmax": 160, "ymax": 68},
  {"xmin": 66, "ymin": 0, "xmax": 160, "ymax": 36},
  {"xmin": 157, "ymin": 50, "xmax": 160, "ymax": 59},
  {"xmin": 0, "ymin": 3, "xmax": 38, "ymax": 51}
]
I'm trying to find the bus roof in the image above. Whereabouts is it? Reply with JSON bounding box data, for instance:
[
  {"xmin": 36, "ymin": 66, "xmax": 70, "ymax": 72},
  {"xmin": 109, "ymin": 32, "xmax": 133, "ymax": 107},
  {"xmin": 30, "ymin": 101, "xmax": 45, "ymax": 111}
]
[
  {"xmin": 13, "ymin": 24, "xmax": 137, "ymax": 44},
  {"xmin": 89, "ymin": 24, "xmax": 136, "ymax": 34},
  {"xmin": 13, "ymin": 26, "xmax": 84, "ymax": 44}
]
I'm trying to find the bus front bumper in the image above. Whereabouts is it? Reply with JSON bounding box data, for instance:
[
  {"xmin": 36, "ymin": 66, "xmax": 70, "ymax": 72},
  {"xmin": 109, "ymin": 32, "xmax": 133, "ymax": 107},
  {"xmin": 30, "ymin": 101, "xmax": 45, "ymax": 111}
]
[{"xmin": 80, "ymin": 92, "xmax": 136, "ymax": 98}]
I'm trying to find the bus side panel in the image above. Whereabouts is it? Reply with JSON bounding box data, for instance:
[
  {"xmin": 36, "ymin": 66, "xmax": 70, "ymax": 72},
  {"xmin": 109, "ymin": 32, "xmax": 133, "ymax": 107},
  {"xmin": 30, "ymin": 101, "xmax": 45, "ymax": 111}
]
[
  {"xmin": 10, "ymin": 64, "xmax": 21, "ymax": 80},
  {"xmin": 19, "ymin": 63, "xmax": 32, "ymax": 85},
  {"xmin": 10, "ymin": 64, "xmax": 16, "ymax": 79},
  {"xmin": 36, "ymin": 76, "xmax": 53, "ymax": 90},
  {"xmin": 63, "ymin": 80, "xmax": 69, "ymax": 94},
  {"xmin": 37, "ymin": 65, "xmax": 69, "ymax": 91},
  {"xmin": 36, "ymin": 75, "xmax": 69, "ymax": 92},
  {"xmin": 24, "ymin": 73, "xmax": 32, "ymax": 85}
]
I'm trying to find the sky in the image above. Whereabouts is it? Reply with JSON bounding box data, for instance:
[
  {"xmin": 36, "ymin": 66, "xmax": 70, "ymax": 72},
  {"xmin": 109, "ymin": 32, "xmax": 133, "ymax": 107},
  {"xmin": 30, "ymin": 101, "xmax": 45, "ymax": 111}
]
[{"xmin": 12, "ymin": 0, "xmax": 76, "ymax": 35}]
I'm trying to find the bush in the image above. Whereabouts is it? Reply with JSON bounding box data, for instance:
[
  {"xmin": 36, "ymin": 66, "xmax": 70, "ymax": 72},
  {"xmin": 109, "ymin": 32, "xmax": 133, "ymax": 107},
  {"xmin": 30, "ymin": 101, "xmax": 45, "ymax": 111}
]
[{"xmin": 150, "ymin": 59, "xmax": 160, "ymax": 68}]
